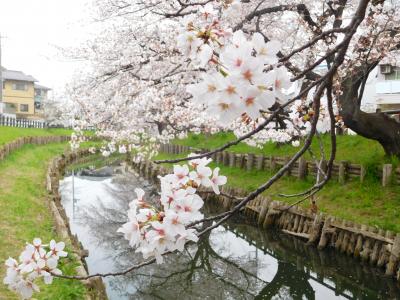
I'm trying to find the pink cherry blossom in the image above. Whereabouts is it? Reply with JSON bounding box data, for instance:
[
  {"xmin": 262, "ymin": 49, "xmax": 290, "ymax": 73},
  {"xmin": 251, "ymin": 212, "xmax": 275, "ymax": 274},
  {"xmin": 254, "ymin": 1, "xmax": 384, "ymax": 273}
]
[
  {"xmin": 251, "ymin": 33, "xmax": 281, "ymax": 65},
  {"xmin": 189, "ymin": 165, "xmax": 213, "ymax": 187},
  {"xmin": 210, "ymin": 167, "xmax": 227, "ymax": 194},
  {"xmin": 47, "ymin": 240, "xmax": 67, "ymax": 260}
]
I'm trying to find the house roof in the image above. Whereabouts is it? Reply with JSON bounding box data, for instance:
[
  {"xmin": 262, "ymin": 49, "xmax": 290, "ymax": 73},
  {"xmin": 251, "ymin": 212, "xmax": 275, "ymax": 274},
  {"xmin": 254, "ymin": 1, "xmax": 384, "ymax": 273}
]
[
  {"xmin": 1, "ymin": 68, "xmax": 37, "ymax": 82},
  {"xmin": 34, "ymin": 83, "xmax": 51, "ymax": 91}
]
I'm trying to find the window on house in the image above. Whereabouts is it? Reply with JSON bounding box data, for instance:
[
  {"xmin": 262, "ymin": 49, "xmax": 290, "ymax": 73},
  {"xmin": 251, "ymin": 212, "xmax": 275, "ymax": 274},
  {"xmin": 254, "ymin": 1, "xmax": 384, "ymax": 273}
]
[
  {"xmin": 20, "ymin": 104, "xmax": 29, "ymax": 112},
  {"xmin": 385, "ymin": 66, "xmax": 400, "ymax": 80},
  {"xmin": 12, "ymin": 82, "xmax": 28, "ymax": 91},
  {"xmin": 4, "ymin": 103, "xmax": 16, "ymax": 113}
]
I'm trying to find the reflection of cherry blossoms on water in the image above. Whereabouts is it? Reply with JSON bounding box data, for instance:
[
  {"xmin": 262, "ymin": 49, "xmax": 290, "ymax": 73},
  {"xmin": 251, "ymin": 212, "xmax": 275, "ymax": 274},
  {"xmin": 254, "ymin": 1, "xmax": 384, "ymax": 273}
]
[{"xmin": 55, "ymin": 171, "xmax": 397, "ymax": 300}]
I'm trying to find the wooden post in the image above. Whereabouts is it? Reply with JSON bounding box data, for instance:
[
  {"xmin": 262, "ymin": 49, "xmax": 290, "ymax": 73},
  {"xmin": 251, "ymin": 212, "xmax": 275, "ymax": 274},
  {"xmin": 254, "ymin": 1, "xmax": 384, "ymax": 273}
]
[
  {"xmin": 386, "ymin": 233, "xmax": 400, "ymax": 276},
  {"xmin": 307, "ymin": 213, "xmax": 323, "ymax": 245},
  {"xmin": 222, "ymin": 151, "xmax": 229, "ymax": 166},
  {"xmin": 354, "ymin": 224, "xmax": 366, "ymax": 258},
  {"xmin": 378, "ymin": 231, "xmax": 393, "ymax": 267},
  {"xmin": 228, "ymin": 152, "xmax": 235, "ymax": 167},
  {"xmin": 298, "ymin": 157, "xmax": 307, "ymax": 180},
  {"xmin": 238, "ymin": 154, "xmax": 246, "ymax": 169},
  {"xmin": 263, "ymin": 201, "xmax": 280, "ymax": 229},
  {"xmin": 247, "ymin": 153, "xmax": 255, "ymax": 171},
  {"xmin": 318, "ymin": 217, "xmax": 333, "ymax": 250},
  {"xmin": 346, "ymin": 222, "xmax": 357, "ymax": 256},
  {"xmin": 216, "ymin": 152, "xmax": 223, "ymax": 165},
  {"xmin": 360, "ymin": 227, "xmax": 373, "ymax": 262},
  {"xmin": 255, "ymin": 155, "xmax": 264, "ymax": 170},
  {"xmin": 284, "ymin": 157, "xmax": 291, "ymax": 176},
  {"xmin": 382, "ymin": 164, "xmax": 393, "ymax": 187},
  {"xmin": 257, "ymin": 199, "xmax": 269, "ymax": 226},
  {"xmin": 360, "ymin": 165, "xmax": 366, "ymax": 183},
  {"xmin": 211, "ymin": 152, "xmax": 217, "ymax": 161},
  {"xmin": 370, "ymin": 229, "xmax": 384, "ymax": 266},
  {"xmin": 269, "ymin": 155, "xmax": 276, "ymax": 170},
  {"xmin": 340, "ymin": 221, "xmax": 351, "ymax": 253},
  {"xmin": 334, "ymin": 220, "xmax": 346, "ymax": 251},
  {"xmin": 292, "ymin": 214, "xmax": 300, "ymax": 232},
  {"xmin": 338, "ymin": 161, "xmax": 348, "ymax": 184},
  {"xmin": 317, "ymin": 160, "xmax": 327, "ymax": 184}
]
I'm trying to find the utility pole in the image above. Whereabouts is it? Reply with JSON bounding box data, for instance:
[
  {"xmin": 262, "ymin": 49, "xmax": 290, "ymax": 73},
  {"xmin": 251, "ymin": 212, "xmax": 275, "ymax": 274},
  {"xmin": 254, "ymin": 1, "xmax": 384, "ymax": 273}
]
[{"xmin": 0, "ymin": 32, "xmax": 3, "ymax": 115}]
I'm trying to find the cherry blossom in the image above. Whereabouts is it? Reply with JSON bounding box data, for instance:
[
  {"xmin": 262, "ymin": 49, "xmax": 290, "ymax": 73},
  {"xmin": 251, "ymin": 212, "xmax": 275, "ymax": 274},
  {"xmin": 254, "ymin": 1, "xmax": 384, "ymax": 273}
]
[
  {"xmin": 3, "ymin": 239, "xmax": 67, "ymax": 299},
  {"xmin": 117, "ymin": 156, "xmax": 227, "ymax": 264},
  {"xmin": 252, "ymin": 33, "xmax": 281, "ymax": 65},
  {"xmin": 7, "ymin": 0, "xmax": 400, "ymax": 298},
  {"xmin": 210, "ymin": 167, "xmax": 227, "ymax": 195},
  {"xmin": 189, "ymin": 165, "xmax": 213, "ymax": 187},
  {"xmin": 47, "ymin": 240, "xmax": 67, "ymax": 260}
]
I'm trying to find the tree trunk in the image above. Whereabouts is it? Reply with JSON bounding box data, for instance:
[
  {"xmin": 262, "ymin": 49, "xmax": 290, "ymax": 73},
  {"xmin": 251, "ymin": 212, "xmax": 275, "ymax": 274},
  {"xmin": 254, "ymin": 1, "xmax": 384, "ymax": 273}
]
[{"xmin": 338, "ymin": 75, "xmax": 400, "ymax": 158}]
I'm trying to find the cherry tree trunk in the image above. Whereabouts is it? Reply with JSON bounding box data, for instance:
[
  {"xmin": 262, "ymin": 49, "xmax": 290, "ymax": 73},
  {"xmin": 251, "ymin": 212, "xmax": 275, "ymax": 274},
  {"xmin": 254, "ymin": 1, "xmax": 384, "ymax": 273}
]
[{"xmin": 338, "ymin": 76, "xmax": 400, "ymax": 158}]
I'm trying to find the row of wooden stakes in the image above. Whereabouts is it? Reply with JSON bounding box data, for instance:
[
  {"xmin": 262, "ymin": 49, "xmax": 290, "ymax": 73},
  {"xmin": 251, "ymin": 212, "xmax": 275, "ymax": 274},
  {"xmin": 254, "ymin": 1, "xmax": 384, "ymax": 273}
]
[
  {"xmin": 160, "ymin": 143, "xmax": 400, "ymax": 186},
  {"xmin": 132, "ymin": 157, "xmax": 400, "ymax": 284},
  {"xmin": 0, "ymin": 135, "xmax": 70, "ymax": 161}
]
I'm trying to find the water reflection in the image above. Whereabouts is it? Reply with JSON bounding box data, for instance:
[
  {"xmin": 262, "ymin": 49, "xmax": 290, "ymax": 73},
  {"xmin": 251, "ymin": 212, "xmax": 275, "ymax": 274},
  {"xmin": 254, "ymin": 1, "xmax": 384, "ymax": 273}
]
[{"xmin": 59, "ymin": 172, "xmax": 400, "ymax": 300}]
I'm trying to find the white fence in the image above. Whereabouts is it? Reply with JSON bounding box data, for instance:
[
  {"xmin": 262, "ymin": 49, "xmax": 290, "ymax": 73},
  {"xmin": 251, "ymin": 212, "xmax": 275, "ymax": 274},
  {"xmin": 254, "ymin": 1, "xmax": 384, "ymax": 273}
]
[{"xmin": 0, "ymin": 116, "xmax": 47, "ymax": 128}]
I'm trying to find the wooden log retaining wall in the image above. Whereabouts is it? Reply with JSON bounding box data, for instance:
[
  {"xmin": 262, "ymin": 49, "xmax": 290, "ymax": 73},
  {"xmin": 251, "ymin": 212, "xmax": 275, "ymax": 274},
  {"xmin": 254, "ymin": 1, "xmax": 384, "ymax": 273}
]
[
  {"xmin": 159, "ymin": 143, "xmax": 397, "ymax": 187},
  {"xmin": 132, "ymin": 158, "xmax": 400, "ymax": 284},
  {"xmin": 0, "ymin": 135, "xmax": 106, "ymax": 298},
  {"xmin": 46, "ymin": 149, "xmax": 107, "ymax": 299},
  {"xmin": 0, "ymin": 136, "xmax": 70, "ymax": 161}
]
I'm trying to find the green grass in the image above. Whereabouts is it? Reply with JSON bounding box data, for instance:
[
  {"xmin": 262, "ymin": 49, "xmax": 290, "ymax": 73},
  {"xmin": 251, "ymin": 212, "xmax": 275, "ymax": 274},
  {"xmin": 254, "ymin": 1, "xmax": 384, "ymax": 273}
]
[
  {"xmin": 155, "ymin": 152, "xmax": 400, "ymax": 232},
  {"xmin": 0, "ymin": 126, "xmax": 73, "ymax": 146},
  {"xmin": 173, "ymin": 132, "xmax": 396, "ymax": 166},
  {"xmin": 0, "ymin": 142, "xmax": 86, "ymax": 299}
]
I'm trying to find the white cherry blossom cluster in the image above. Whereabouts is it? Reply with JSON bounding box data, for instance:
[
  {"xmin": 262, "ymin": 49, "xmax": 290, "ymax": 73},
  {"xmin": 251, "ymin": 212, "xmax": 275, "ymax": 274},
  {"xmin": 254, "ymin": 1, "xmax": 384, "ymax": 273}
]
[
  {"xmin": 69, "ymin": 127, "xmax": 86, "ymax": 151},
  {"xmin": 118, "ymin": 155, "xmax": 227, "ymax": 263},
  {"xmin": 178, "ymin": 2, "xmax": 291, "ymax": 125},
  {"xmin": 3, "ymin": 239, "xmax": 67, "ymax": 299}
]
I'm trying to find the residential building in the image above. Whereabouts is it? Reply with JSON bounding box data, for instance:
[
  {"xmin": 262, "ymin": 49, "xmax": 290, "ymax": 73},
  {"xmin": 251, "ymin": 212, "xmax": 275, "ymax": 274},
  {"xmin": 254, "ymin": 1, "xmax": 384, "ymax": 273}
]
[
  {"xmin": 34, "ymin": 83, "xmax": 51, "ymax": 117},
  {"xmin": 361, "ymin": 64, "xmax": 400, "ymax": 114},
  {"xmin": 1, "ymin": 67, "xmax": 49, "ymax": 119}
]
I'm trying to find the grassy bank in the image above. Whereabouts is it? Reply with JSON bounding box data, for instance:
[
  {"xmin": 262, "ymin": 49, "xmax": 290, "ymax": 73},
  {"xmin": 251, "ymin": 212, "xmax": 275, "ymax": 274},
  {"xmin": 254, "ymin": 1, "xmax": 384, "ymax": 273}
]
[
  {"xmin": 155, "ymin": 151, "xmax": 400, "ymax": 232},
  {"xmin": 0, "ymin": 142, "xmax": 86, "ymax": 299},
  {"xmin": 0, "ymin": 126, "xmax": 72, "ymax": 146},
  {"xmin": 173, "ymin": 132, "xmax": 396, "ymax": 166}
]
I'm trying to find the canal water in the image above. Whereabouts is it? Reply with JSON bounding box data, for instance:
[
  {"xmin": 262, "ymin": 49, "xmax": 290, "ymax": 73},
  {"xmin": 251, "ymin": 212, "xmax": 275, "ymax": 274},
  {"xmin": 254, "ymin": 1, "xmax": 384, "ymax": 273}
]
[{"xmin": 59, "ymin": 171, "xmax": 400, "ymax": 300}]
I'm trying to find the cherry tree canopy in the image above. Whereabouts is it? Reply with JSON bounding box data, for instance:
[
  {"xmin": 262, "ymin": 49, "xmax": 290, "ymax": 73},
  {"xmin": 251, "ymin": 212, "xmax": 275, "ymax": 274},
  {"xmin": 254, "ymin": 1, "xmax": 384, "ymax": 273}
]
[
  {"xmin": 64, "ymin": 0, "xmax": 400, "ymax": 156},
  {"xmin": 4, "ymin": 1, "xmax": 400, "ymax": 298}
]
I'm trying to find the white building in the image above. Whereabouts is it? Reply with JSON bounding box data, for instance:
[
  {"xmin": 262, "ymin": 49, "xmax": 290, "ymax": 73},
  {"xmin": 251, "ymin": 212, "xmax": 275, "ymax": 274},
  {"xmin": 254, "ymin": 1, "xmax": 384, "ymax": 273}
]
[{"xmin": 361, "ymin": 64, "xmax": 400, "ymax": 114}]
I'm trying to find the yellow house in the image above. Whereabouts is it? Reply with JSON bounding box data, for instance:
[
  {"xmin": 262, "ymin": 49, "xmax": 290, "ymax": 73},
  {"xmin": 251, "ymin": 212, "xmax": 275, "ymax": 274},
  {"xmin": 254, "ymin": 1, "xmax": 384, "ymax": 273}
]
[{"xmin": 1, "ymin": 68, "xmax": 37, "ymax": 118}]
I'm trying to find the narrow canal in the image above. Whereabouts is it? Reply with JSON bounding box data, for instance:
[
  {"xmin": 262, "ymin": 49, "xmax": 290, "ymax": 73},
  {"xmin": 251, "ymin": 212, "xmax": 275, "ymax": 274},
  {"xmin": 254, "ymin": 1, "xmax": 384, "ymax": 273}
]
[{"xmin": 59, "ymin": 169, "xmax": 400, "ymax": 300}]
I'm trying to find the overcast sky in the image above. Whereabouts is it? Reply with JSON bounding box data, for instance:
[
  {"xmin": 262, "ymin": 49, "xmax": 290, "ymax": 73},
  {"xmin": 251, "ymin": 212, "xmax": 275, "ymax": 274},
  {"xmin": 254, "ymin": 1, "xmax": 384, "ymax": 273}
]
[{"xmin": 0, "ymin": 0, "xmax": 94, "ymax": 95}]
